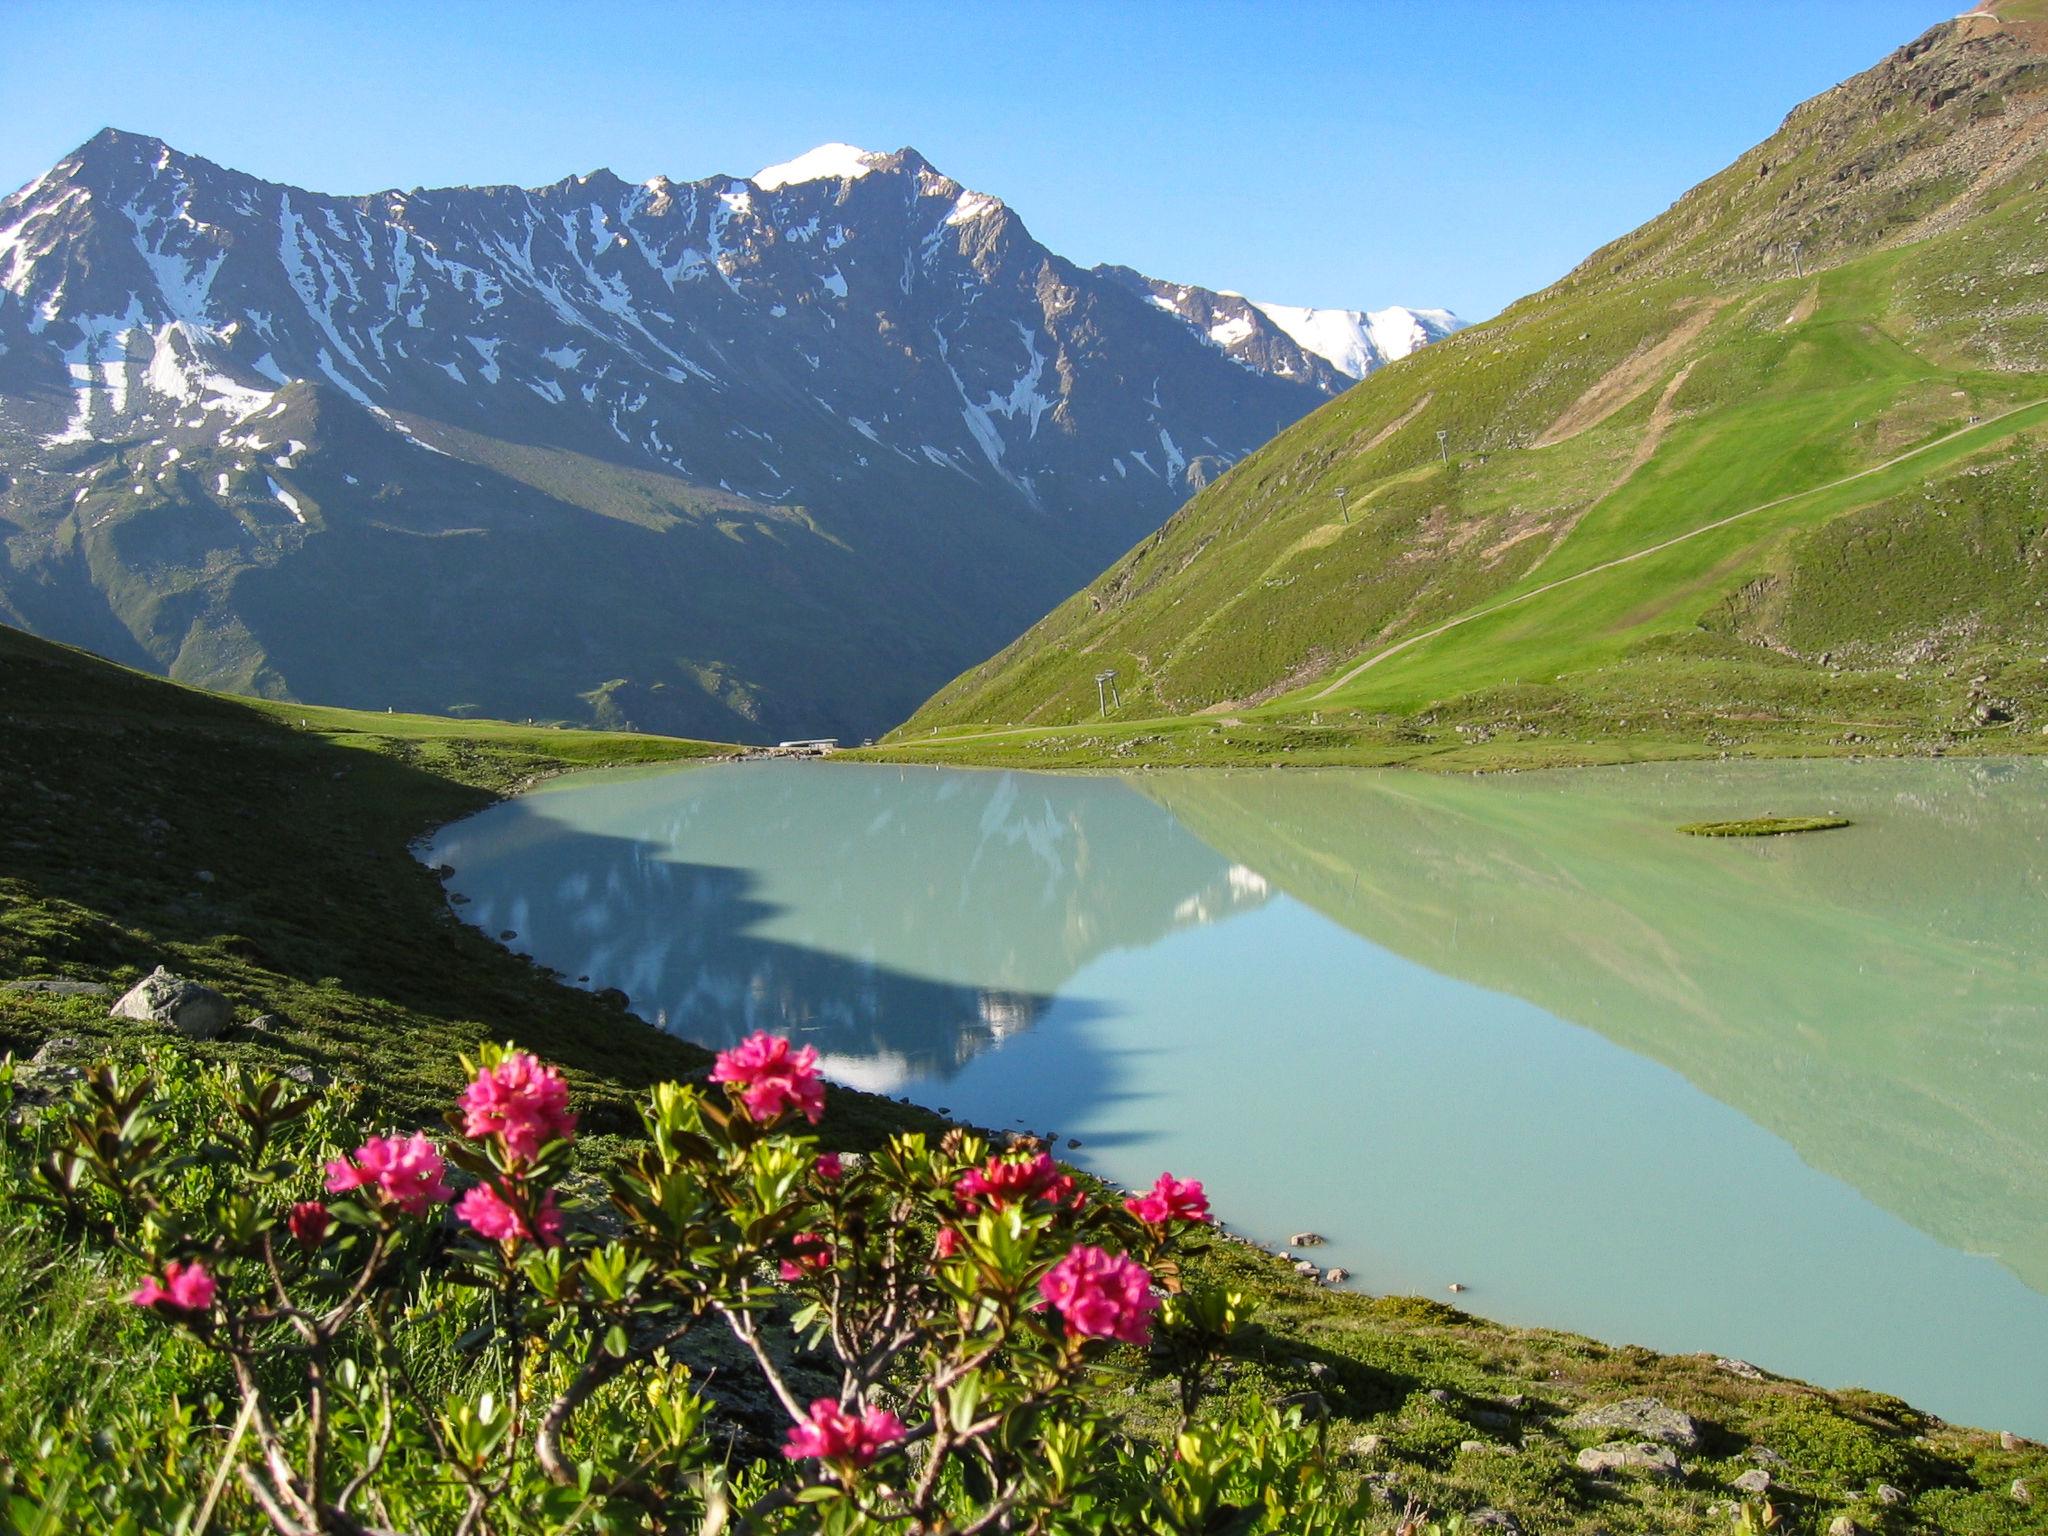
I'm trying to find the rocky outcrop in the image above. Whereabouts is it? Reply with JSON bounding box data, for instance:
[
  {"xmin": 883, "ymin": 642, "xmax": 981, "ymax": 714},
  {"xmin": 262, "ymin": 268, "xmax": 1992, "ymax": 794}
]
[{"xmin": 109, "ymin": 966, "xmax": 234, "ymax": 1040}]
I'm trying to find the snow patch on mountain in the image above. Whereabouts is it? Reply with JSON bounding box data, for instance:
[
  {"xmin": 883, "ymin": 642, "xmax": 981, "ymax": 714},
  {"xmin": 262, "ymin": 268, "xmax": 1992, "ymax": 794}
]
[
  {"xmin": 1248, "ymin": 302, "xmax": 1463, "ymax": 380},
  {"xmin": 753, "ymin": 144, "xmax": 887, "ymax": 191}
]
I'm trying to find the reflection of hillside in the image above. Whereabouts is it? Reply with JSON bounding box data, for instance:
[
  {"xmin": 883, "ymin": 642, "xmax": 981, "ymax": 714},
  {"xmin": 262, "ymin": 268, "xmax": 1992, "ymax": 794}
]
[
  {"xmin": 433, "ymin": 762, "xmax": 1270, "ymax": 1084},
  {"xmin": 1145, "ymin": 759, "xmax": 2048, "ymax": 1296}
]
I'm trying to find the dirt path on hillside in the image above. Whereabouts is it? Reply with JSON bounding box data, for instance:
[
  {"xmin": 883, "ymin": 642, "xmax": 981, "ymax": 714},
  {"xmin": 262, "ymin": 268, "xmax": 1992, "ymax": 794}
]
[
  {"xmin": 1532, "ymin": 301, "xmax": 1727, "ymax": 448},
  {"xmin": 1304, "ymin": 396, "xmax": 2048, "ymax": 702}
]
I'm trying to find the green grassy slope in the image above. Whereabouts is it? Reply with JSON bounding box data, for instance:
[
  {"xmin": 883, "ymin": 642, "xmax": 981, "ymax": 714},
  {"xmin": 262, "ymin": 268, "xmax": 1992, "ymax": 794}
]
[
  {"xmin": 5, "ymin": 624, "xmax": 2047, "ymax": 1530},
  {"xmin": 888, "ymin": 8, "xmax": 2048, "ymax": 766}
]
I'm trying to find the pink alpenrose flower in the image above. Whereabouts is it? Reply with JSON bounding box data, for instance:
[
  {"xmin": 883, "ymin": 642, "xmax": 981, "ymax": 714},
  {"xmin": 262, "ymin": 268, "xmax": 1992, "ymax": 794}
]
[
  {"xmin": 1124, "ymin": 1172, "xmax": 1211, "ymax": 1227},
  {"xmin": 953, "ymin": 1151, "xmax": 1078, "ymax": 1215},
  {"xmin": 286, "ymin": 1200, "xmax": 332, "ymax": 1248},
  {"xmin": 709, "ymin": 1032, "xmax": 826, "ymax": 1124},
  {"xmin": 783, "ymin": 1397, "xmax": 907, "ymax": 1469},
  {"xmin": 325, "ymin": 1133, "xmax": 453, "ymax": 1217},
  {"xmin": 778, "ymin": 1231, "xmax": 833, "ymax": 1282},
  {"xmin": 1039, "ymin": 1244, "xmax": 1157, "ymax": 1344},
  {"xmin": 815, "ymin": 1152, "xmax": 844, "ymax": 1182},
  {"xmin": 456, "ymin": 1183, "xmax": 564, "ymax": 1248},
  {"xmin": 130, "ymin": 1259, "xmax": 217, "ymax": 1316},
  {"xmin": 459, "ymin": 1051, "xmax": 577, "ymax": 1160}
]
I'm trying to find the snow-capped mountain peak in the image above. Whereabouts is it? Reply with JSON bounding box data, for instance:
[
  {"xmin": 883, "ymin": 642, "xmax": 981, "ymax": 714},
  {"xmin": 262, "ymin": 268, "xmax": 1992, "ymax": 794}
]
[
  {"xmin": 1249, "ymin": 301, "xmax": 1464, "ymax": 380},
  {"xmin": 752, "ymin": 142, "xmax": 890, "ymax": 190}
]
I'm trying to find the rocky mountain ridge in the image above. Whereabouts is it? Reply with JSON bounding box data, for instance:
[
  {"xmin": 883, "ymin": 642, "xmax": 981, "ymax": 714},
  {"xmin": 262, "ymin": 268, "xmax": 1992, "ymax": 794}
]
[{"xmin": 0, "ymin": 131, "xmax": 1458, "ymax": 738}]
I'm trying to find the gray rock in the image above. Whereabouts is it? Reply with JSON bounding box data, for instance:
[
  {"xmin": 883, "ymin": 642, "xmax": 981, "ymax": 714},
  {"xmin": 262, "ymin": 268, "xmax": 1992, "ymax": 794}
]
[
  {"xmin": 3, "ymin": 978, "xmax": 111, "ymax": 998},
  {"xmin": 282, "ymin": 1062, "xmax": 334, "ymax": 1087},
  {"xmin": 1348, "ymin": 1433, "xmax": 1385, "ymax": 1458},
  {"xmin": 2015, "ymin": 1479, "xmax": 2033, "ymax": 1505},
  {"xmin": 1873, "ymin": 1485, "xmax": 1906, "ymax": 1506},
  {"xmin": 1717, "ymin": 1357, "xmax": 1765, "ymax": 1380},
  {"xmin": 1293, "ymin": 1259, "xmax": 1321, "ymax": 1278},
  {"xmin": 1827, "ymin": 1520, "xmax": 1859, "ymax": 1536},
  {"xmin": 1325, "ymin": 1267, "xmax": 1352, "ymax": 1284},
  {"xmin": 1290, "ymin": 1231, "xmax": 1327, "ymax": 1247},
  {"xmin": 31, "ymin": 1034, "xmax": 89, "ymax": 1065},
  {"xmin": 1459, "ymin": 1439, "xmax": 1489, "ymax": 1455},
  {"xmin": 1270, "ymin": 1390, "xmax": 1327, "ymax": 1420},
  {"xmin": 1576, "ymin": 1441, "xmax": 1683, "ymax": 1480},
  {"xmin": 1731, "ymin": 1468, "xmax": 1772, "ymax": 1494},
  {"xmin": 1468, "ymin": 1513, "xmax": 1523, "ymax": 1534},
  {"xmin": 1468, "ymin": 1408, "xmax": 1518, "ymax": 1432},
  {"xmin": 1564, "ymin": 1397, "xmax": 1704, "ymax": 1451},
  {"xmin": 2001, "ymin": 1430, "xmax": 2028, "ymax": 1451},
  {"xmin": 109, "ymin": 966, "xmax": 234, "ymax": 1040}
]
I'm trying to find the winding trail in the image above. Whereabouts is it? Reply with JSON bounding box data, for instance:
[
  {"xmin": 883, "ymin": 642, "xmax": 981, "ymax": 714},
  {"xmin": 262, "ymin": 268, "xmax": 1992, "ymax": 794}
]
[
  {"xmin": 1306, "ymin": 397, "xmax": 2048, "ymax": 702},
  {"xmin": 902, "ymin": 398, "xmax": 2048, "ymax": 747}
]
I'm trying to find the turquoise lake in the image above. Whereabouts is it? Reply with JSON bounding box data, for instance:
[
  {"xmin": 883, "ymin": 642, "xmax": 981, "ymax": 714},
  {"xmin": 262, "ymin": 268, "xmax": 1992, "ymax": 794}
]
[{"xmin": 428, "ymin": 757, "xmax": 2048, "ymax": 1438}]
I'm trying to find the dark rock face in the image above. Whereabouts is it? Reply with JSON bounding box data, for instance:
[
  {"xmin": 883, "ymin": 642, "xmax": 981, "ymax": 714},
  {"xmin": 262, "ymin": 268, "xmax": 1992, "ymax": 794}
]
[{"xmin": 0, "ymin": 132, "xmax": 1456, "ymax": 740}]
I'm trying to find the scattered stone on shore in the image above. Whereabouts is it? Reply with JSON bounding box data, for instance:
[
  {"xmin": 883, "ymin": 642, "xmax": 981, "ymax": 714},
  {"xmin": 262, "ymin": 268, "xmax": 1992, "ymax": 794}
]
[
  {"xmin": 2, "ymin": 978, "xmax": 111, "ymax": 998},
  {"xmin": 1576, "ymin": 1441, "xmax": 1684, "ymax": 1480},
  {"xmin": 2001, "ymin": 1430, "xmax": 2028, "ymax": 1451},
  {"xmin": 499, "ymin": 930, "xmax": 517, "ymax": 941},
  {"xmin": 1447, "ymin": 1281, "xmax": 1468, "ymax": 1293},
  {"xmin": 1293, "ymin": 1260, "xmax": 1321, "ymax": 1278},
  {"xmin": 1564, "ymin": 1397, "xmax": 1704, "ymax": 1451},
  {"xmin": 1067, "ymin": 1138, "xmax": 1082, "ymax": 1149},
  {"xmin": 1731, "ymin": 1468, "xmax": 1772, "ymax": 1494},
  {"xmin": 450, "ymin": 892, "xmax": 471, "ymax": 905},
  {"xmin": 1290, "ymin": 1231, "xmax": 1327, "ymax": 1247},
  {"xmin": 1325, "ymin": 1267, "xmax": 1351, "ymax": 1284},
  {"xmin": 1717, "ymin": 1357, "xmax": 1766, "ymax": 1380},
  {"xmin": 109, "ymin": 965, "xmax": 234, "ymax": 1040}
]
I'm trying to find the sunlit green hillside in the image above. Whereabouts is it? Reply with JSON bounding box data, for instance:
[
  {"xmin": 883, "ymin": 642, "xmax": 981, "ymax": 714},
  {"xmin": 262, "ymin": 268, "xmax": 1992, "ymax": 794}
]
[{"xmin": 891, "ymin": 8, "xmax": 2048, "ymax": 767}]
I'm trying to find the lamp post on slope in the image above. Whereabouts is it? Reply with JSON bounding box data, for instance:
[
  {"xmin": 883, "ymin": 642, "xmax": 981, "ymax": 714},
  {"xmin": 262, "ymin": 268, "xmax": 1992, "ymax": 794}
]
[
  {"xmin": 1335, "ymin": 486, "xmax": 1349, "ymax": 525},
  {"xmin": 1095, "ymin": 669, "xmax": 1120, "ymax": 715}
]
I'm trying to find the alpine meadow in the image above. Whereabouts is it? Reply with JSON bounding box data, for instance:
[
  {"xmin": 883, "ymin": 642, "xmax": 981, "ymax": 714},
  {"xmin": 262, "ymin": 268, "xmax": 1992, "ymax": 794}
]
[{"xmin": 3, "ymin": 6, "xmax": 2048, "ymax": 1536}]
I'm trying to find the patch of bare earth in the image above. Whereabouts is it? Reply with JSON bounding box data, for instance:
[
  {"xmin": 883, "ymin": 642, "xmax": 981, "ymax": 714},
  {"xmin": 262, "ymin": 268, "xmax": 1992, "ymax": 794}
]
[{"xmin": 1532, "ymin": 301, "xmax": 1728, "ymax": 448}]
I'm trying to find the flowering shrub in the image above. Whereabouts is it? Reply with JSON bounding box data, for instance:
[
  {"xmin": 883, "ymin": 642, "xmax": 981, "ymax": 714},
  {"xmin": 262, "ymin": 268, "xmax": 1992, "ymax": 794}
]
[{"xmin": 1, "ymin": 1038, "xmax": 1379, "ymax": 1533}]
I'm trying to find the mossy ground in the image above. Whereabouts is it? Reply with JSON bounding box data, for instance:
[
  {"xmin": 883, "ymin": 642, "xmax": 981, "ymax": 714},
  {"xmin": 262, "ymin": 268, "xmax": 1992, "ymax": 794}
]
[
  {"xmin": 1677, "ymin": 817, "xmax": 1852, "ymax": 837},
  {"xmin": 1, "ymin": 622, "xmax": 2042, "ymax": 1531}
]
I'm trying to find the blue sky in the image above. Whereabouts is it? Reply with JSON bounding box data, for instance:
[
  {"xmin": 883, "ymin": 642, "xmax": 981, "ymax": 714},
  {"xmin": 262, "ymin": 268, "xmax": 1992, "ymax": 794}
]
[{"xmin": 2, "ymin": 1, "xmax": 1949, "ymax": 320}]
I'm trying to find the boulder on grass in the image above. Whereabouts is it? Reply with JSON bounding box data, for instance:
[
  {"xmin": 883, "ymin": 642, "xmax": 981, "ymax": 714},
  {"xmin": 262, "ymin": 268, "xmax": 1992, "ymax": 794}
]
[{"xmin": 109, "ymin": 966, "xmax": 234, "ymax": 1040}]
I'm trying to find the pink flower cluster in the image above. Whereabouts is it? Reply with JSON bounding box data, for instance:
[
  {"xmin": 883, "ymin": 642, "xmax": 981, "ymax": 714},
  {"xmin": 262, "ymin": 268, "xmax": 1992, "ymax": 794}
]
[
  {"xmin": 325, "ymin": 1132, "xmax": 452, "ymax": 1217},
  {"xmin": 783, "ymin": 1397, "xmax": 907, "ymax": 1469},
  {"xmin": 459, "ymin": 1051, "xmax": 577, "ymax": 1160},
  {"xmin": 953, "ymin": 1151, "xmax": 1078, "ymax": 1215},
  {"xmin": 130, "ymin": 1259, "xmax": 216, "ymax": 1315},
  {"xmin": 457, "ymin": 1183, "xmax": 564, "ymax": 1248},
  {"xmin": 1039, "ymin": 1244, "xmax": 1156, "ymax": 1344},
  {"xmin": 778, "ymin": 1231, "xmax": 833, "ymax": 1283},
  {"xmin": 710, "ymin": 1032, "xmax": 825, "ymax": 1124},
  {"xmin": 1124, "ymin": 1172, "xmax": 1210, "ymax": 1227}
]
